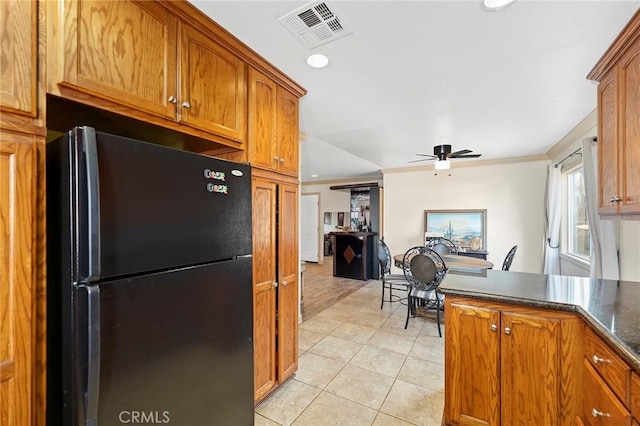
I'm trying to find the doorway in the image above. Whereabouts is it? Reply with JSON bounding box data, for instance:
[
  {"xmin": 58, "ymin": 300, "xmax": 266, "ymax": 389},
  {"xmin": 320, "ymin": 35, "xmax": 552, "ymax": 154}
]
[{"xmin": 300, "ymin": 193, "xmax": 319, "ymax": 262}]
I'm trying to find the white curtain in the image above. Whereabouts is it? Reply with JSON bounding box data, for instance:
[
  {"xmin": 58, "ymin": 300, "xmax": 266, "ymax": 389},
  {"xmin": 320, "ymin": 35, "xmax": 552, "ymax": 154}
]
[
  {"xmin": 581, "ymin": 138, "xmax": 619, "ymax": 280},
  {"xmin": 543, "ymin": 164, "xmax": 563, "ymax": 274}
]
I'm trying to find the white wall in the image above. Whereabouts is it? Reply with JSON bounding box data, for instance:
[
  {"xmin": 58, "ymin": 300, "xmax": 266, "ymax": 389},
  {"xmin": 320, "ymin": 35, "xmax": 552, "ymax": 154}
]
[{"xmin": 382, "ymin": 160, "xmax": 549, "ymax": 274}]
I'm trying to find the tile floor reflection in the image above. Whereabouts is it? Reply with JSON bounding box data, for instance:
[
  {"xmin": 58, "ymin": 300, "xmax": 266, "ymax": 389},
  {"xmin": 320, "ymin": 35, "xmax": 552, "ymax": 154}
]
[{"xmin": 254, "ymin": 281, "xmax": 445, "ymax": 426}]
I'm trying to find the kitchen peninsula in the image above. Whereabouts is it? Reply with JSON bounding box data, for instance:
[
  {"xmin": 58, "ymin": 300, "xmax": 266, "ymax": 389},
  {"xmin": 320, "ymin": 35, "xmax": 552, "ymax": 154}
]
[
  {"xmin": 329, "ymin": 231, "xmax": 379, "ymax": 281},
  {"xmin": 439, "ymin": 270, "xmax": 640, "ymax": 425}
]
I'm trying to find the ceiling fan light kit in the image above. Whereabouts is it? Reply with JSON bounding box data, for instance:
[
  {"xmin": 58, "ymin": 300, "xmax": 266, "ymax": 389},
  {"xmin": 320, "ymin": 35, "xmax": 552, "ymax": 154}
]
[{"xmin": 435, "ymin": 159, "xmax": 451, "ymax": 170}]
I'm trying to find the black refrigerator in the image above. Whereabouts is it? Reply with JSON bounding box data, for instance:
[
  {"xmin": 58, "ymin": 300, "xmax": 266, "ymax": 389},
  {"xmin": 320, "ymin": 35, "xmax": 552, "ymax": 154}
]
[{"xmin": 46, "ymin": 127, "xmax": 254, "ymax": 425}]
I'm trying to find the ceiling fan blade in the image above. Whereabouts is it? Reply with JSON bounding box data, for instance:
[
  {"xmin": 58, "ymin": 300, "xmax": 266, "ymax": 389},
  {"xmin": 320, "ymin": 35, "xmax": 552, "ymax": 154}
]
[
  {"xmin": 415, "ymin": 154, "xmax": 437, "ymax": 158},
  {"xmin": 449, "ymin": 149, "xmax": 472, "ymax": 156},
  {"xmin": 408, "ymin": 158, "xmax": 435, "ymax": 163},
  {"xmin": 451, "ymin": 153, "xmax": 482, "ymax": 158}
]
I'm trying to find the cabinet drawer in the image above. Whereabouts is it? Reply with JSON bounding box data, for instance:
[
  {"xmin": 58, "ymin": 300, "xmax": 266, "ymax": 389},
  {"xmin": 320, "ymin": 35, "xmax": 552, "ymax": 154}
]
[
  {"xmin": 585, "ymin": 328, "xmax": 631, "ymax": 405},
  {"xmin": 632, "ymin": 373, "xmax": 640, "ymax": 422},
  {"xmin": 584, "ymin": 361, "xmax": 631, "ymax": 425}
]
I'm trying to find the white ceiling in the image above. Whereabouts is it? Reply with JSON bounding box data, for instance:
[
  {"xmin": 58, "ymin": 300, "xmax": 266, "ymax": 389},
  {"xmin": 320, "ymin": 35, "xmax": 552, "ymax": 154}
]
[{"xmin": 190, "ymin": 0, "xmax": 639, "ymax": 182}]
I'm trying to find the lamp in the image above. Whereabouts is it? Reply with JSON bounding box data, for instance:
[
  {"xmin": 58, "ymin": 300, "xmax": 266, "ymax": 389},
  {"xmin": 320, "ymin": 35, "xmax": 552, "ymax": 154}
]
[{"xmin": 435, "ymin": 159, "xmax": 450, "ymax": 170}]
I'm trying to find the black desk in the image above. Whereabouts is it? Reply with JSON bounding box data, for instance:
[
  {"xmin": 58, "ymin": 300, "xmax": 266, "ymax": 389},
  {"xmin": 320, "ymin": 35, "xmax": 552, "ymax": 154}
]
[
  {"xmin": 457, "ymin": 250, "xmax": 489, "ymax": 260},
  {"xmin": 329, "ymin": 232, "xmax": 379, "ymax": 280}
]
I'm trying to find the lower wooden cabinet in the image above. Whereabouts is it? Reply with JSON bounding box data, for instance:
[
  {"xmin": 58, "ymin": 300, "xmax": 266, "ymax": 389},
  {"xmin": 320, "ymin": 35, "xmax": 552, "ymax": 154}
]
[
  {"xmin": 444, "ymin": 296, "xmax": 583, "ymax": 426},
  {"xmin": 0, "ymin": 132, "xmax": 36, "ymax": 426},
  {"xmin": 583, "ymin": 360, "xmax": 631, "ymax": 425},
  {"xmin": 252, "ymin": 173, "xmax": 299, "ymax": 403}
]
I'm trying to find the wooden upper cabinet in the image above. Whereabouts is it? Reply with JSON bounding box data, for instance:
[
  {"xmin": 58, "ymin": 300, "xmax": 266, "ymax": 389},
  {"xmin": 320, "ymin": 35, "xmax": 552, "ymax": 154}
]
[
  {"xmin": 0, "ymin": 134, "xmax": 36, "ymax": 426},
  {"xmin": 54, "ymin": 0, "xmax": 178, "ymax": 118},
  {"xmin": 248, "ymin": 68, "xmax": 300, "ymax": 176},
  {"xmin": 248, "ymin": 68, "xmax": 278, "ymax": 170},
  {"xmin": 277, "ymin": 88, "xmax": 300, "ymax": 176},
  {"xmin": 0, "ymin": 0, "xmax": 37, "ymax": 118},
  {"xmin": 49, "ymin": 0, "xmax": 247, "ymax": 146},
  {"xmin": 619, "ymin": 39, "xmax": 640, "ymax": 214},
  {"xmin": 178, "ymin": 24, "xmax": 246, "ymax": 142},
  {"xmin": 588, "ymin": 9, "xmax": 640, "ymax": 216},
  {"xmin": 597, "ymin": 68, "xmax": 619, "ymax": 214}
]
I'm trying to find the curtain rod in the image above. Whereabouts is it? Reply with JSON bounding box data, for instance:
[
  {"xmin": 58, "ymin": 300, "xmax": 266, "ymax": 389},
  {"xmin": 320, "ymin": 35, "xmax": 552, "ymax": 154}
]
[{"xmin": 554, "ymin": 148, "xmax": 582, "ymax": 168}]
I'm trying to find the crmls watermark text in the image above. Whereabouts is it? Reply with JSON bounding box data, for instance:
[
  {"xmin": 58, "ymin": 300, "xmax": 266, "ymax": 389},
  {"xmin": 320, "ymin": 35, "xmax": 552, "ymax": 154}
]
[{"xmin": 119, "ymin": 411, "xmax": 170, "ymax": 424}]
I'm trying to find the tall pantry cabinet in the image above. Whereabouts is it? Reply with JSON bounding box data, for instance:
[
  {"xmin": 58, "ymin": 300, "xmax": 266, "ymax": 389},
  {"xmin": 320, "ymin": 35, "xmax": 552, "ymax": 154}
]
[
  {"xmin": 234, "ymin": 63, "xmax": 303, "ymax": 402},
  {"xmin": 0, "ymin": 0, "xmax": 46, "ymax": 424}
]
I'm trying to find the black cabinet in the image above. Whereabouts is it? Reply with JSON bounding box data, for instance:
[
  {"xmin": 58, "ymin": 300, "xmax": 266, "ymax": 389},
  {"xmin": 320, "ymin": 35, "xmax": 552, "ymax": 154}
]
[{"xmin": 329, "ymin": 232, "xmax": 378, "ymax": 280}]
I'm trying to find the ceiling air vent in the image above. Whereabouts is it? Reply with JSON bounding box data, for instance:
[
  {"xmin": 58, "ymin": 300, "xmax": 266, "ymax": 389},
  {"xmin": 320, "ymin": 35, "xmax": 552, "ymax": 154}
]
[{"xmin": 279, "ymin": 1, "xmax": 352, "ymax": 49}]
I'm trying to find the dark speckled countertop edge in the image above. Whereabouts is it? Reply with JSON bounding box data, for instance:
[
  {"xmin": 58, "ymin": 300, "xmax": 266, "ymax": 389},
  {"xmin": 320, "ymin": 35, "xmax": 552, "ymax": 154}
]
[{"xmin": 439, "ymin": 286, "xmax": 640, "ymax": 373}]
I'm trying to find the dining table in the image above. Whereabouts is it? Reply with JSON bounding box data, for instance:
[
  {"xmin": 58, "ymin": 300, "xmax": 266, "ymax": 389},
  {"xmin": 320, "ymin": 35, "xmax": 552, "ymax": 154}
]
[{"xmin": 393, "ymin": 253, "xmax": 494, "ymax": 271}]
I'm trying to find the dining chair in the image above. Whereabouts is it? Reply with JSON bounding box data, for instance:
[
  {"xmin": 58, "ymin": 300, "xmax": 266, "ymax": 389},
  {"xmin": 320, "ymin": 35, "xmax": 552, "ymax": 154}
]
[
  {"xmin": 377, "ymin": 240, "xmax": 410, "ymax": 309},
  {"xmin": 502, "ymin": 245, "xmax": 518, "ymax": 271},
  {"xmin": 401, "ymin": 246, "xmax": 448, "ymax": 337},
  {"xmin": 426, "ymin": 237, "xmax": 458, "ymax": 255}
]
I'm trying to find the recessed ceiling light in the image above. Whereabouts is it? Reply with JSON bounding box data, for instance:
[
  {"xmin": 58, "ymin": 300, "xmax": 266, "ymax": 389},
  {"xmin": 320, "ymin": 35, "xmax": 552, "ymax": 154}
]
[
  {"xmin": 482, "ymin": 0, "xmax": 517, "ymax": 11},
  {"xmin": 311, "ymin": 174, "xmax": 319, "ymax": 178},
  {"xmin": 307, "ymin": 53, "xmax": 329, "ymax": 69}
]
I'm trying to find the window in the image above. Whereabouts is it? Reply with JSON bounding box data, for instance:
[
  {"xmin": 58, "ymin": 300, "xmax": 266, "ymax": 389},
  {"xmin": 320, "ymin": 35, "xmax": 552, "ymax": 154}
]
[{"xmin": 566, "ymin": 166, "xmax": 590, "ymax": 260}]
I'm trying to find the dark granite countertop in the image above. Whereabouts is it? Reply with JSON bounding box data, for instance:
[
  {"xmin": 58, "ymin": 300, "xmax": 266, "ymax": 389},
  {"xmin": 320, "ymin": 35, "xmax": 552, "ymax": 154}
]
[{"xmin": 439, "ymin": 269, "xmax": 640, "ymax": 372}]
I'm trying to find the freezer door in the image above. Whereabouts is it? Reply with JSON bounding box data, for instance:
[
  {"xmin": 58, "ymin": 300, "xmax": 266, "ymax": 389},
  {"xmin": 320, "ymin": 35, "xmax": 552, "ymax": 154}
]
[
  {"xmin": 72, "ymin": 258, "xmax": 254, "ymax": 426},
  {"xmin": 51, "ymin": 126, "xmax": 253, "ymax": 281}
]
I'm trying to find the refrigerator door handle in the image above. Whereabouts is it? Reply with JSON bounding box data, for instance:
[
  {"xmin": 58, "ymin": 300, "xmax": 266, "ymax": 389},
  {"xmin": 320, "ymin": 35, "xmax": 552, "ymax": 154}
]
[
  {"xmin": 79, "ymin": 283, "xmax": 101, "ymax": 426},
  {"xmin": 81, "ymin": 126, "xmax": 102, "ymax": 282}
]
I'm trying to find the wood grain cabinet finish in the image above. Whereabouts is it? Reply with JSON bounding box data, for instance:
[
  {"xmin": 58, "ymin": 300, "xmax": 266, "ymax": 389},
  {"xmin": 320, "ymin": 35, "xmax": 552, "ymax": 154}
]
[
  {"xmin": 585, "ymin": 327, "xmax": 631, "ymax": 405},
  {"xmin": 588, "ymin": 9, "xmax": 640, "ymax": 216},
  {"xmin": 247, "ymin": 68, "xmax": 300, "ymax": 177},
  {"xmin": 444, "ymin": 297, "xmax": 583, "ymax": 426},
  {"xmin": 48, "ymin": 0, "xmax": 247, "ymax": 147},
  {"xmin": 632, "ymin": 373, "xmax": 640, "ymax": 422},
  {"xmin": 0, "ymin": 134, "xmax": 36, "ymax": 426},
  {"xmin": 583, "ymin": 360, "xmax": 631, "ymax": 426},
  {"xmin": 251, "ymin": 176, "xmax": 299, "ymax": 403},
  {"xmin": 0, "ymin": 0, "xmax": 37, "ymax": 119}
]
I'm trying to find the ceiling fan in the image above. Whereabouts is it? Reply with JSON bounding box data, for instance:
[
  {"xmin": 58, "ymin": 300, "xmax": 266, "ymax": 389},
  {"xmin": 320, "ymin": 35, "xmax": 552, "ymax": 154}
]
[{"xmin": 410, "ymin": 144, "xmax": 482, "ymax": 169}]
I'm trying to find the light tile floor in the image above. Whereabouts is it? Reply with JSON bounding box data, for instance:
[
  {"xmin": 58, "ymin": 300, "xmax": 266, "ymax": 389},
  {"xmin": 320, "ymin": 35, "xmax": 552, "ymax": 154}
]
[{"xmin": 254, "ymin": 281, "xmax": 445, "ymax": 426}]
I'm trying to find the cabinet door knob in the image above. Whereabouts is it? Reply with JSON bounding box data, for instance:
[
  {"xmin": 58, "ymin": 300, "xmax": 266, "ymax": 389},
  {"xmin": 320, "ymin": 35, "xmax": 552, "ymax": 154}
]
[
  {"xmin": 273, "ymin": 156, "xmax": 279, "ymax": 162},
  {"xmin": 504, "ymin": 327, "xmax": 511, "ymax": 335},
  {"xmin": 168, "ymin": 95, "xmax": 177, "ymax": 104},
  {"xmin": 282, "ymin": 280, "xmax": 288, "ymax": 287},
  {"xmin": 273, "ymin": 281, "xmax": 278, "ymax": 288},
  {"xmin": 181, "ymin": 101, "xmax": 191, "ymax": 108},
  {"xmin": 610, "ymin": 196, "xmax": 622, "ymax": 203},
  {"xmin": 279, "ymin": 158, "xmax": 285, "ymax": 163},
  {"xmin": 490, "ymin": 324, "xmax": 498, "ymax": 332},
  {"xmin": 592, "ymin": 354, "xmax": 611, "ymax": 364},
  {"xmin": 591, "ymin": 408, "xmax": 611, "ymax": 418}
]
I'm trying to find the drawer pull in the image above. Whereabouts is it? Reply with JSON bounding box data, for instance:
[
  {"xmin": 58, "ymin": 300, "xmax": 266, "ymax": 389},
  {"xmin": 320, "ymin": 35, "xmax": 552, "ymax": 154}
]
[
  {"xmin": 592, "ymin": 355, "xmax": 611, "ymax": 364},
  {"xmin": 591, "ymin": 408, "xmax": 611, "ymax": 418}
]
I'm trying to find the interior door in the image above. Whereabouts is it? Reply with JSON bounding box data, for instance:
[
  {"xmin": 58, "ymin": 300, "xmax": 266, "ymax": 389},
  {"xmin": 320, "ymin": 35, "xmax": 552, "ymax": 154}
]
[{"xmin": 300, "ymin": 193, "xmax": 319, "ymax": 262}]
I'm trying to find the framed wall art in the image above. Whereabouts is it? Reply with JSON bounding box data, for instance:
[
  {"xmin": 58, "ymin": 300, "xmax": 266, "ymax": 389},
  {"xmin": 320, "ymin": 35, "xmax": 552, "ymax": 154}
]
[{"xmin": 424, "ymin": 209, "xmax": 487, "ymax": 251}]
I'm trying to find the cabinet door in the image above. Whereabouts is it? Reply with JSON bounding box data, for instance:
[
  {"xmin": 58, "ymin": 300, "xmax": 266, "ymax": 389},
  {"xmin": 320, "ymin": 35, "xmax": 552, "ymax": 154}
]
[
  {"xmin": 0, "ymin": 0, "xmax": 37, "ymax": 118},
  {"xmin": 597, "ymin": 68, "xmax": 620, "ymax": 214},
  {"xmin": 619, "ymin": 40, "xmax": 640, "ymax": 214},
  {"xmin": 248, "ymin": 68, "xmax": 278, "ymax": 170},
  {"xmin": 276, "ymin": 88, "xmax": 300, "ymax": 176},
  {"xmin": 445, "ymin": 300, "xmax": 500, "ymax": 426},
  {"xmin": 251, "ymin": 178, "xmax": 278, "ymax": 402},
  {"xmin": 56, "ymin": 0, "xmax": 177, "ymax": 118},
  {"xmin": 501, "ymin": 311, "xmax": 561, "ymax": 425},
  {"xmin": 277, "ymin": 183, "xmax": 299, "ymax": 382},
  {"xmin": 179, "ymin": 24, "xmax": 246, "ymax": 143},
  {"xmin": 0, "ymin": 134, "xmax": 35, "ymax": 426}
]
